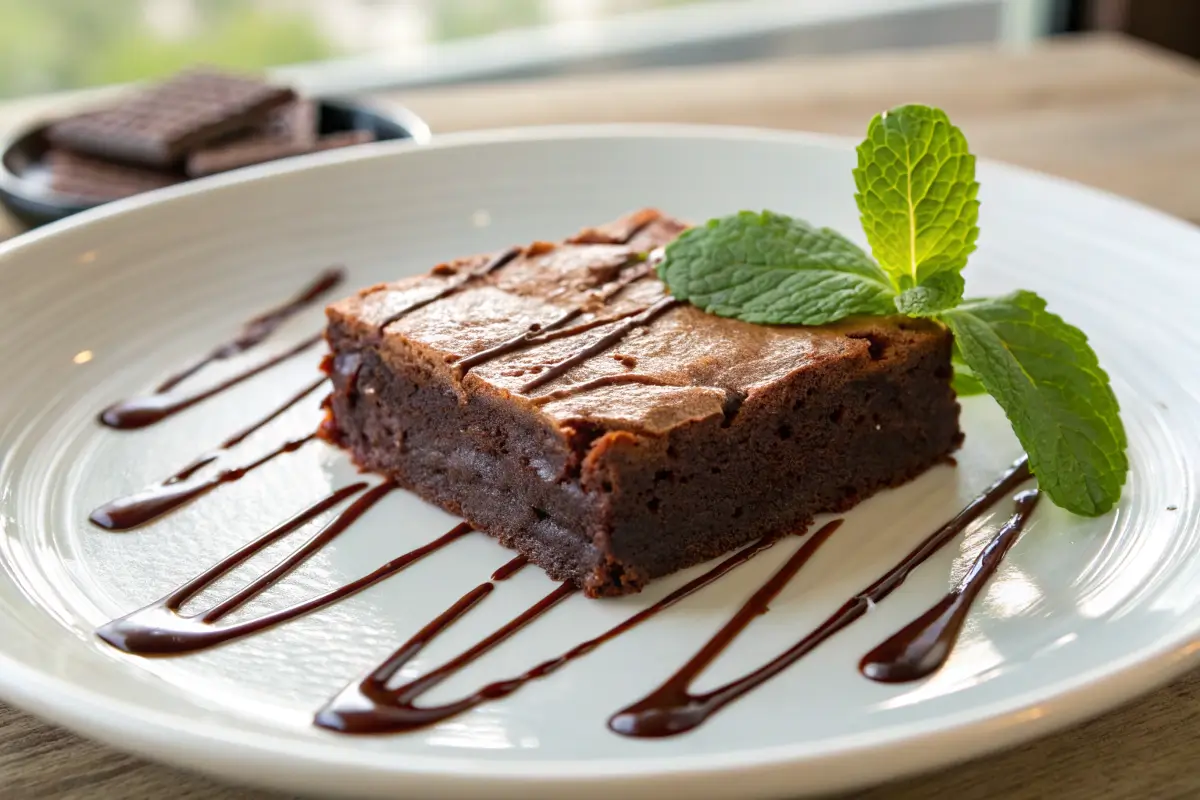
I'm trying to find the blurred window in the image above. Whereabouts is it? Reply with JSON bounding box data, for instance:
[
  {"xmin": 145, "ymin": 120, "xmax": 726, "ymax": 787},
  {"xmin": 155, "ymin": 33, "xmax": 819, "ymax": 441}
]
[{"xmin": 0, "ymin": 0, "xmax": 1054, "ymax": 99}]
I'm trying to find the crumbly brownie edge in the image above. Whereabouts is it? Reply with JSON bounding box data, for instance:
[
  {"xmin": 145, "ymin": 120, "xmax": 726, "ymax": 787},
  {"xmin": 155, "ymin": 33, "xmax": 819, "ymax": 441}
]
[{"xmin": 322, "ymin": 320, "xmax": 615, "ymax": 588}]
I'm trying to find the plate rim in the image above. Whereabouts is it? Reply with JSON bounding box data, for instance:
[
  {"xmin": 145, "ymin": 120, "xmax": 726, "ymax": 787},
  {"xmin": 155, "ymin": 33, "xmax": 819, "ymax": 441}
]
[{"xmin": 2, "ymin": 122, "xmax": 1199, "ymax": 797}]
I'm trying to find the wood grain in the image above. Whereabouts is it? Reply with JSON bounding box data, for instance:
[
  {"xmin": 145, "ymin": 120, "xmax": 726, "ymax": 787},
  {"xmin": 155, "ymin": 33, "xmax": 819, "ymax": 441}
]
[
  {"xmin": 2, "ymin": 33, "xmax": 1200, "ymax": 800},
  {"xmin": 388, "ymin": 33, "xmax": 1200, "ymax": 221}
]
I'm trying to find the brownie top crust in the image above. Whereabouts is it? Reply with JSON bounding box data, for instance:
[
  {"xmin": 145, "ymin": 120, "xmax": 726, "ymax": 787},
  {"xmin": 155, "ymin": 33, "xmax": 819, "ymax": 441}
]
[{"xmin": 326, "ymin": 209, "xmax": 946, "ymax": 435}]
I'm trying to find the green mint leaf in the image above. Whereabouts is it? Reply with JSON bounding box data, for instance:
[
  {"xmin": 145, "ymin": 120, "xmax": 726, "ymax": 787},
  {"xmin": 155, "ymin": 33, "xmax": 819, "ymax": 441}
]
[
  {"xmin": 951, "ymin": 359, "xmax": 986, "ymax": 396},
  {"xmin": 854, "ymin": 105, "xmax": 979, "ymax": 291},
  {"xmin": 895, "ymin": 271, "xmax": 964, "ymax": 317},
  {"xmin": 951, "ymin": 338, "xmax": 986, "ymax": 396},
  {"xmin": 941, "ymin": 291, "xmax": 1127, "ymax": 516},
  {"xmin": 657, "ymin": 210, "xmax": 896, "ymax": 325}
]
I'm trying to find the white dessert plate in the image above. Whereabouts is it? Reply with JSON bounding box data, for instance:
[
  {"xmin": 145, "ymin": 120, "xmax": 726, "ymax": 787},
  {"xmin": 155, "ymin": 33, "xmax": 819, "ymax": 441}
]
[{"xmin": 0, "ymin": 126, "xmax": 1198, "ymax": 800}]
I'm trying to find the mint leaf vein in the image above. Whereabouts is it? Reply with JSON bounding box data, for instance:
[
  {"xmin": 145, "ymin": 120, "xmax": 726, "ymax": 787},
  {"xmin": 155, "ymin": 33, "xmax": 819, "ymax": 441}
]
[
  {"xmin": 941, "ymin": 291, "xmax": 1127, "ymax": 516},
  {"xmin": 657, "ymin": 211, "xmax": 897, "ymax": 325},
  {"xmin": 854, "ymin": 105, "xmax": 979, "ymax": 290}
]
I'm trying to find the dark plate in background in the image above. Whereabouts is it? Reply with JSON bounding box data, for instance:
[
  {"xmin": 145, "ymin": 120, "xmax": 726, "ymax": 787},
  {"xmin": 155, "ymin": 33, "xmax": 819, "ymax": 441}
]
[{"xmin": 0, "ymin": 97, "xmax": 431, "ymax": 230}]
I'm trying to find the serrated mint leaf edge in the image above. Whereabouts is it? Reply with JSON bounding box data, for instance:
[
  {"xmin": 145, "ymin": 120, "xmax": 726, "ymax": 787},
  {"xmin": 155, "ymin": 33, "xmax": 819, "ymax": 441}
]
[
  {"xmin": 940, "ymin": 293, "xmax": 1127, "ymax": 516},
  {"xmin": 657, "ymin": 210, "xmax": 899, "ymax": 326},
  {"xmin": 853, "ymin": 104, "xmax": 980, "ymax": 292}
]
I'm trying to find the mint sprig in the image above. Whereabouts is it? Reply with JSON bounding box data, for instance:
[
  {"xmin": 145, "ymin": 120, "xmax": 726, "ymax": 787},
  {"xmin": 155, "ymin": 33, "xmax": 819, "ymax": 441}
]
[
  {"xmin": 659, "ymin": 211, "xmax": 896, "ymax": 325},
  {"xmin": 854, "ymin": 105, "xmax": 979, "ymax": 292},
  {"xmin": 895, "ymin": 272, "xmax": 964, "ymax": 317},
  {"xmin": 950, "ymin": 341, "xmax": 986, "ymax": 397},
  {"xmin": 942, "ymin": 293, "xmax": 1127, "ymax": 516},
  {"xmin": 656, "ymin": 104, "xmax": 1128, "ymax": 517}
]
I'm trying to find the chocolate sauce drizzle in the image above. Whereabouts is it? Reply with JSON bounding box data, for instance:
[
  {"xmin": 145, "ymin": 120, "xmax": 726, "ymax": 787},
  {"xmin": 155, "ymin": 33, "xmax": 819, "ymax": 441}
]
[
  {"xmin": 490, "ymin": 554, "xmax": 529, "ymax": 581},
  {"xmin": 101, "ymin": 334, "xmax": 322, "ymax": 430},
  {"xmin": 97, "ymin": 484, "xmax": 476, "ymax": 656},
  {"xmin": 363, "ymin": 239, "xmax": 671, "ymax": 399},
  {"xmin": 91, "ymin": 378, "xmax": 327, "ymax": 530},
  {"xmin": 100, "ymin": 266, "xmax": 343, "ymax": 430},
  {"xmin": 315, "ymin": 582, "xmax": 577, "ymax": 733},
  {"xmin": 860, "ymin": 488, "xmax": 1040, "ymax": 683},
  {"xmin": 314, "ymin": 530, "xmax": 788, "ymax": 734},
  {"xmin": 620, "ymin": 215, "xmax": 658, "ymax": 244},
  {"xmin": 607, "ymin": 521, "xmax": 843, "ymax": 737},
  {"xmin": 156, "ymin": 267, "xmax": 344, "ymax": 393},
  {"xmin": 529, "ymin": 373, "xmax": 683, "ymax": 406},
  {"xmin": 609, "ymin": 458, "xmax": 1034, "ymax": 737},
  {"xmin": 90, "ymin": 434, "xmax": 316, "ymax": 531},
  {"xmin": 521, "ymin": 296, "xmax": 681, "ymax": 394},
  {"xmin": 454, "ymin": 262, "xmax": 653, "ymax": 374},
  {"xmin": 377, "ymin": 246, "xmax": 521, "ymax": 333}
]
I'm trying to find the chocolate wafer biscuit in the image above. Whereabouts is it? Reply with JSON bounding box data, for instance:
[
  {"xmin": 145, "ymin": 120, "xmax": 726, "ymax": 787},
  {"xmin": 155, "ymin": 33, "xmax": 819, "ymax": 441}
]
[
  {"xmin": 184, "ymin": 99, "xmax": 317, "ymax": 176},
  {"xmin": 48, "ymin": 70, "xmax": 295, "ymax": 168},
  {"xmin": 186, "ymin": 129, "xmax": 375, "ymax": 178},
  {"xmin": 263, "ymin": 99, "xmax": 317, "ymax": 145},
  {"xmin": 46, "ymin": 149, "xmax": 183, "ymax": 201}
]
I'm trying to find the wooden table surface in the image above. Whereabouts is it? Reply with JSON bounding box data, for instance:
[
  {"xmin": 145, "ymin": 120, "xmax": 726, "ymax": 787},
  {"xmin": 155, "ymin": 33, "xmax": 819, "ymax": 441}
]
[{"xmin": 2, "ymin": 33, "xmax": 1199, "ymax": 800}]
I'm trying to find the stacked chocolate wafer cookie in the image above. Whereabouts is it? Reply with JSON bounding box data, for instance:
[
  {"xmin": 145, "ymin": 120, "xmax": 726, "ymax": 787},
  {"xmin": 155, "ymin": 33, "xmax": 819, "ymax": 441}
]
[{"xmin": 44, "ymin": 69, "xmax": 377, "ymax": 200}]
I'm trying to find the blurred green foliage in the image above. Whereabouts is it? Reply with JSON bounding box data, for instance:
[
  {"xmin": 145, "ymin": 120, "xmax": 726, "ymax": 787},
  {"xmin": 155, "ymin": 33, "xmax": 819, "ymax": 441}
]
[
  {"xmin": 432, "ymin": 0, "xmax": 545, "ymax": 41},
  {"xmin": 0, "ymin": 0, "xmax": 714, "ymax": 99},
  {"xmin": 0, "ymin": 0, "xmax": 335, "ymax": 98}
]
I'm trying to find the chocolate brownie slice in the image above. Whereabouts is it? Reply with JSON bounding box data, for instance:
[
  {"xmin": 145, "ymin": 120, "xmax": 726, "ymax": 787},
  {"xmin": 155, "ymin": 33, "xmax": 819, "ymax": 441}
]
[{"xmin": 322, "ymin": 210, "xmax": 961, "ymax": 596}]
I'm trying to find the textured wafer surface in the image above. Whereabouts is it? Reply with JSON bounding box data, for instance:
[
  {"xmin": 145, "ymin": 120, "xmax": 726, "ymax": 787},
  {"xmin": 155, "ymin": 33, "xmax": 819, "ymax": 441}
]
[
  {"xmin": 186, "ymin": 128, "xmax": 374, "ymax": 178},
  {"xmin": 47, "ymin": 71, "xmax": 295, "ymax": 167},
  {"xmin": 45, "ymin": 149, "xmax": 183, "ymax": 200}
]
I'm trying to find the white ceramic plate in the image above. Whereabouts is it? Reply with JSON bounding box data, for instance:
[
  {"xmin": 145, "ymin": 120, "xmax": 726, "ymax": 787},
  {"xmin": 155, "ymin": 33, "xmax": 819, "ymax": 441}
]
[{"xmin": 1, "ymin": 126, "xmax": 1198, "ymax": 800}]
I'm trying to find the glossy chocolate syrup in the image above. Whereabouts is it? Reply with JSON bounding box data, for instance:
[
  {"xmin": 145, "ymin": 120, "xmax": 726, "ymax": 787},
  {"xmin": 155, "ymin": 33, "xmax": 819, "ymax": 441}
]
[
  {"xmin": 100, "ymin": 334, "xmax": 322, "ymax": 429},
  {"xmin": 521, "ymin": 296, "xmax": 681, "ymax": 393},
  {"xmin": 91, "ymin": 378, "xmax": 327, "ymax": 530},
  {"xmin": 156, "ymin": 268, "xmax": 344, "ymax": 393},
  {"xmin": 529, "ymin": 373, "xmax": 680, "ymax": 406},
  {"xmin": 97, "ymin": 485, "xmax": 475, "ymax": 656},
  {"xmin": 90, "ymin": 434, "xmax": 316, "ymax": 531},
  {"xmin": 314, "ymin": 531, "xmax": 788, "ymax": 734},
  {"xmin": 100, "ymin": 266, "xmax": 343, "ymax": 430},
  {"xmin": 608, "ymin": 520, "xmax": 843, "ymax": 737},
  {"xmin": 860, "ymin": 489, "xmax": 1041, "ymax": 682},
  {"xmin": 455, "ymin": 262, "xmax": 652, "ymax": 373},
  {"xmin": 315, "ymin": 582, "xmax": 577, "ymax": 733},
  {"xmin": 490, "ymin": 554, "xmax": 529, "ymax": 581},
  {"xmin": 377, "ymin": 246, "xmax": 521, "ymax": 333},
  {"xmin": 609, "ymin": 458, "xmax": 1034, "ymax": 737}
]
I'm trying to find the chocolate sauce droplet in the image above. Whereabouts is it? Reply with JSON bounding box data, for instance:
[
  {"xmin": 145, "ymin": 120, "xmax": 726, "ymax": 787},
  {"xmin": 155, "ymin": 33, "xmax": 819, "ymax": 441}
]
[{"xmin": 859, "ymin": 489, "xmax": 1040, "ymax": 682}]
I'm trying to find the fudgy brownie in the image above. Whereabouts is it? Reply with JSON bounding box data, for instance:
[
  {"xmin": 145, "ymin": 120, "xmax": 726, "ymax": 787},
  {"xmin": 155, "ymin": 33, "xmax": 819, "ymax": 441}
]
[{"xmin": 322, "ymin": 209, "xmax": 961, "ymax": 596}]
